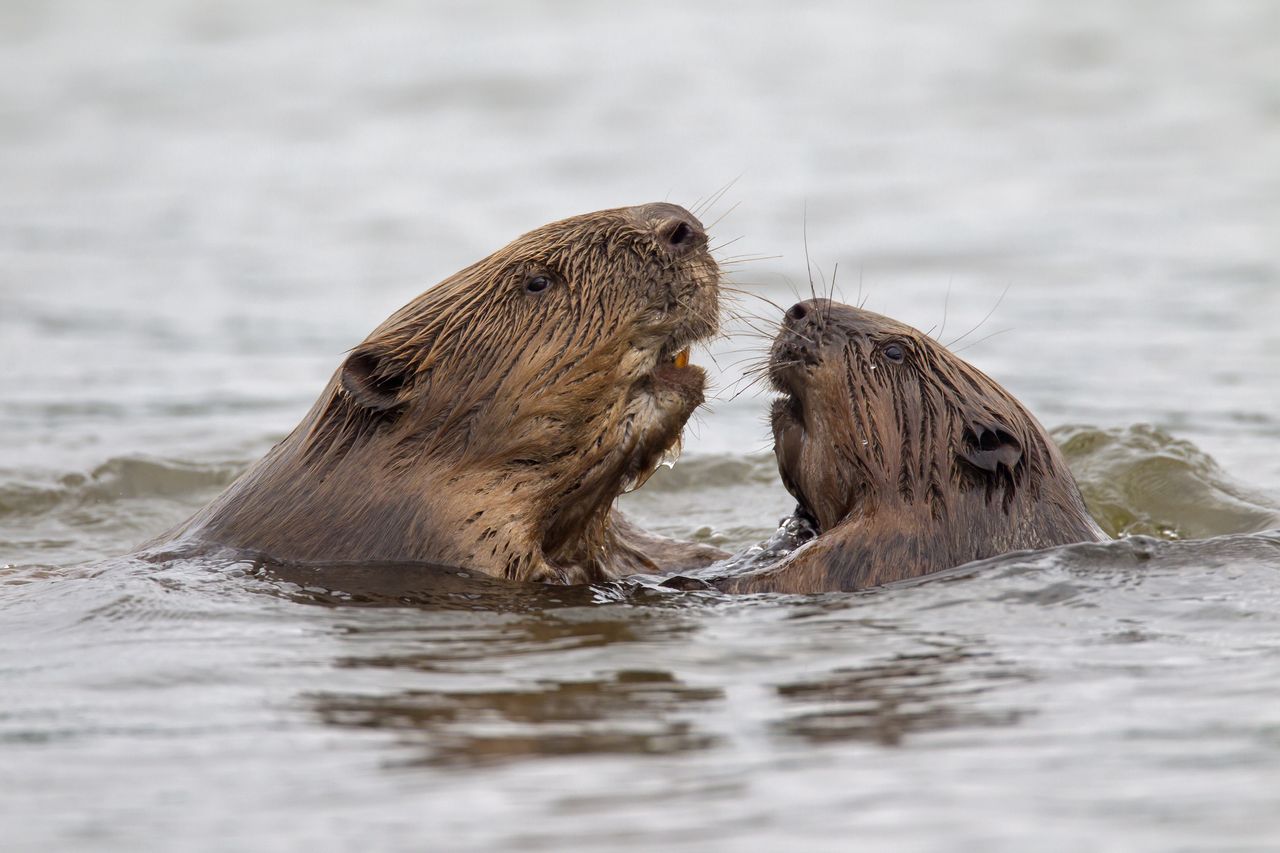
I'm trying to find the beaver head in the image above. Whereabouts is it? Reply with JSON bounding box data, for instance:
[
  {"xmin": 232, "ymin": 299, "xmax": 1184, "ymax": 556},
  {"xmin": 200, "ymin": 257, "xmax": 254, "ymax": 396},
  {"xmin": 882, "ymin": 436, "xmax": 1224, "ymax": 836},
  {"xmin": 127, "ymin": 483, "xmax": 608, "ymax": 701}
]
[
  {"xmin": 169, "ymin": 203, "xmax": 721, "ymax": 581},
  {"xmin": 760, "ymin": 299, "xmax": 1102, "ymax": 591}
]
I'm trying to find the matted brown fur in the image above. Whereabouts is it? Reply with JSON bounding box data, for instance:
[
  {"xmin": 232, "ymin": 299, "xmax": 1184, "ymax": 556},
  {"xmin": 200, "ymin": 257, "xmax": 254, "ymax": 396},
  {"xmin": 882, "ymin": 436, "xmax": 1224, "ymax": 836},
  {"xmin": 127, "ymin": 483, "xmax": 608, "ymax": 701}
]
[
  {"xmin": 150, "ymin": 203, "xmax": 726, "ymax": 583},
  {"xmin": 718, "ymin": 298, "xmax": 1105, "ymax": 594}
]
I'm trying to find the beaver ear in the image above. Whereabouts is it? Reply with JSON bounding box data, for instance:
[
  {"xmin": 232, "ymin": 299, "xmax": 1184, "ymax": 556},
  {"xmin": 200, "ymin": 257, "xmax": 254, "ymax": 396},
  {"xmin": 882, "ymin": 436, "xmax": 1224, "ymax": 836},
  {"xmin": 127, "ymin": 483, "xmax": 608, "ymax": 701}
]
[
  {"xmin": 959, "ymin": 420, "xmax": 1022, "ymax": 474},
  {"xmin": 340, "ymin": 346, "xmax": 410, "ymax": 413}
]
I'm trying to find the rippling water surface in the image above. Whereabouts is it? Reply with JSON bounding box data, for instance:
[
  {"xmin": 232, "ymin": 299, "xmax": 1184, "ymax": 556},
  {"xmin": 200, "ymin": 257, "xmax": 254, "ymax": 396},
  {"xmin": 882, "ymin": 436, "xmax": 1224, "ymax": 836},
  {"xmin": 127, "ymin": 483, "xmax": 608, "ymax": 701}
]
[{"xmin": 3, "ymin": 2, "xmax": 1279, "ymax": 851}]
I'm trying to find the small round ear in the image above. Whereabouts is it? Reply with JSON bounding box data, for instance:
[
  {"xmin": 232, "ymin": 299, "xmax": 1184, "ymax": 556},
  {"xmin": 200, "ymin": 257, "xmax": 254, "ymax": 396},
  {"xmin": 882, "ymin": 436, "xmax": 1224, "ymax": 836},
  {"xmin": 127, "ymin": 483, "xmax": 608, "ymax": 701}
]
[
  {"xmin": 959, "ymin": 420, "xmax": 1023, "ymax": 475},
  {"xmin": 340, "ymin": 346, "xmax": 410, "ymax": 413}
]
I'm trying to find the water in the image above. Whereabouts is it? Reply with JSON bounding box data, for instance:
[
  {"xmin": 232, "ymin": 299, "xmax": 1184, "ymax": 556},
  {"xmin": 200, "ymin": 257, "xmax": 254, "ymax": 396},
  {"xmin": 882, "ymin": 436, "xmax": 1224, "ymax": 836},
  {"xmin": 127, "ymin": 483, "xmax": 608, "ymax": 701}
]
[{"xmin": 2, "ymin": 1, "xmax": 1280, "ymax": 850}]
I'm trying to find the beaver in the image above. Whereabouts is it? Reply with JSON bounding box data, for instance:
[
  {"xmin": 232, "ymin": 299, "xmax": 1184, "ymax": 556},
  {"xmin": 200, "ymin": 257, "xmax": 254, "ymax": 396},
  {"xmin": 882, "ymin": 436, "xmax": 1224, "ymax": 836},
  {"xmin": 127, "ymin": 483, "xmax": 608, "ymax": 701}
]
[
  {"xmin": 715, "ymin": 298, "xmax": 1106, "ymax": 594},
  {"xmin": 149, "ymin": 203, "xmax": 728, "ymax": 584}
]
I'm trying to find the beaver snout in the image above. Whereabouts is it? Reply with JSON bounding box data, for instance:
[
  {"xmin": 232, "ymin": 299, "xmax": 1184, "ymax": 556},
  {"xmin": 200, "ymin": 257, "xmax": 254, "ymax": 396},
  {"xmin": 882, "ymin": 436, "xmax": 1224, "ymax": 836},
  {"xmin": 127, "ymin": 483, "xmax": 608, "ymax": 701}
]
[
  {"xmin": 775, "ymin": 298, "xmax": 834, "ymax": 363},
  {"xmin": 769, "ymin": 322, "xmax": 821, "ymax": 395},
  {"xmin": 772, "ymin": 334, "xmax": 812, "ymax": 366}
]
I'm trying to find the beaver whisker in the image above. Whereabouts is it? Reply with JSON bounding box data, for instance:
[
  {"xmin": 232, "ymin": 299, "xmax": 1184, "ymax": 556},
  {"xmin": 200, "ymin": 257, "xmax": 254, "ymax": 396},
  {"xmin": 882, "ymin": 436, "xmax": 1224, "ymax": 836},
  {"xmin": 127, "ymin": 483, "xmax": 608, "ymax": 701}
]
[
  {"xmin": 720, "ymin": 308, "xmax": 782, "ymax": 333},
  {"xmin": 720, "ymin": 299, "xmax": 779, "ymax": 322},
  {"xmin": 821, "ymin": 274, "xmax": 838, "ymax": 325},
  {"xmin": 856, "ymin": 270, "xmax": 873, "ymax": 310},
  {"xmin": 718, "ymin": 253, "xmax": 783, "ymax": 265},
  {"xmin": 828, "ymin": 261, "xmax": 844, "ymax": 305},
  {"xmin": 670, "ymin": 292, "xmax": 718, "ymax": 321},
  {"xmin": 720, "ymin": 360, "xmax": 774, "ymax": 381},
  {"xmin": 720, "ymin": 285, "xmax": 791, "ymax": 316},
  {"xmin": 720, "ymin": 300, "xmax": 781, "ymax": 325},
  {"xmin": 719, "ymin": 318, "xmax": 763, "ymax": 338},
  {"xmin": 741, "ymin": 353, "xmax": 777, "ymax": 369},
  {"xmin": 945, "ymin": 284, "xmax": 1010, "ymax": 350},
  {"xmin": 720, "ymin": 369, "xmax": 777, "ymax": 403},
  {"xmin": 709, "ymin": 302, "xmax": 761, "ymax": 327},
  {"xmin": 688, "ymin": 174, "xmax": 741, "ymax": 218},
  {"xmin": 705, "ymin": 201, "xmax": 742, "ymax": 233},
  {"xmin": 695, "ymin": 327, "xmax": 737, "ymax": 350},
  {"xmin": 721, "ymin": 366, "xmax": 771, "ymax": 387},
  {"xmin": 934, "ymin": 278, "xmax": 953, "ymax": 342},
  {"xmin": 733, "ymin": 309, "xmax": 782, "ymax": 327},
  {"xmin": 734, "ymin": 334, "xmax": 781, "ymax": 347},
  {"xmin": 802, "ymin": 211, "xmax": 818, "ymax": 303},
  {"xmin": 732, "ymin": 362, "xmax": 775, "ymax": 380},
  {"xmin": 726, "ymin": 352, "xmax": 776, "ymax": 375},
  {"xmin": 709, "ymin": 234, "xmax": 746, "ymax": 254},
  {"xmin": 811, "ymin": 258, "xmax": 834, "ymax": 306},
  {"xmin": 701, "ymin": 350, "xmax": 725, "ymax": 373},
  {"xmin": 950, "ymin": 327, "xmax": 1013, "ymax": 355},
  {"xmin": 780, "ymin": 325, "xmax": 818, "ymax": 346},
  {"xmin": 728, "ymin": 373, "xmax": 779, "ymax": 398},
  {"xmin": 717, "ymin": 347, "xmax": 776, "ymax": 362},
  {"xmin": 730, "ymin": 319, "xmax": 785, "ymax": 342}
]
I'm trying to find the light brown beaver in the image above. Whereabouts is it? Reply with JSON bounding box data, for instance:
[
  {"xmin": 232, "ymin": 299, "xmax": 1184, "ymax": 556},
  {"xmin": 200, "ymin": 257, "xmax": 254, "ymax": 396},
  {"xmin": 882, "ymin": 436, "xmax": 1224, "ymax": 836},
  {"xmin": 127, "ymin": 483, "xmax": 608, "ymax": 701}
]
[
  {"xmin": 716, "ymin": 298, "xmax": 1106, "ymax": 594},
  {"xmin": 149, "ymin": 203, "xmax": 728, "ymax": 584}
]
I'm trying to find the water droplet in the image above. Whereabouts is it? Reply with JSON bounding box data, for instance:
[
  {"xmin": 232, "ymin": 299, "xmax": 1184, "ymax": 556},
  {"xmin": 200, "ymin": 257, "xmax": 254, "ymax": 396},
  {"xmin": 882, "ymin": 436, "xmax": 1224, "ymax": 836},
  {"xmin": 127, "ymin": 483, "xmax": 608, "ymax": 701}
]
[{"xmin": 660, "ymin": 435, "xmax": 684, "ymax": 470}]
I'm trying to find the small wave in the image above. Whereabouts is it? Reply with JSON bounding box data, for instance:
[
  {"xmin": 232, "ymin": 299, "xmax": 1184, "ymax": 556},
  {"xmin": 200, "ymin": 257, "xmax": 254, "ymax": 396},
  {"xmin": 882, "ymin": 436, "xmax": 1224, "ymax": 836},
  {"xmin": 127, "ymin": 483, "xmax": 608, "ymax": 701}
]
[
  {"xmin": 1056, "ymin": 424, "xmax": 1280, "ymax": 540},
  {"xmin": 905, "ymin": 529, "xmax": 1280, "ymax": 601},
  {"xmin": 638, "ymin": 452, "xmax": 782, "ymax": 492},
  {"xmin": 0, "ymin": 456, "xmax": 245, "ymax": 520}
]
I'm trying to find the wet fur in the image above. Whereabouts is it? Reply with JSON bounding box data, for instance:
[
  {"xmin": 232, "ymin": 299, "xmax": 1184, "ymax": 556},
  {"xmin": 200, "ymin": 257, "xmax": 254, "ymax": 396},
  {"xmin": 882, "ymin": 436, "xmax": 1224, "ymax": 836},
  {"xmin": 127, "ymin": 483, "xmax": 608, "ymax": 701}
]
[
  {"xmin": 719, "ymin": 299, "xmax": 1105, "ymax": 594},
  {"xmin": 150, "ymin": 204, "xmax": 726, "ymax": 583}
]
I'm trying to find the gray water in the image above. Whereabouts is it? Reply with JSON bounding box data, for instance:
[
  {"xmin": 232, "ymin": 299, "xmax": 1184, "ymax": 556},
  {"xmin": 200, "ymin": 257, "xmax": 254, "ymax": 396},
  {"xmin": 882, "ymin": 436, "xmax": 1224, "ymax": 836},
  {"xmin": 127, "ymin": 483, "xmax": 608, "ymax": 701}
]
[{"xmin": 3, "ymin": 1, "xmax": 1280, "ymax": 851}]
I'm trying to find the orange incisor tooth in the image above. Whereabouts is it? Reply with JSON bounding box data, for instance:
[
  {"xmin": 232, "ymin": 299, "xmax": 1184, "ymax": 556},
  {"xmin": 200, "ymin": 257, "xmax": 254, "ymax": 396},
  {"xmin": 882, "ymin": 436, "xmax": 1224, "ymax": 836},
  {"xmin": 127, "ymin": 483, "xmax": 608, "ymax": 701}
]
[{"xmin": 673, "ymin": 348, "xmax": 690, "ymax": 369}]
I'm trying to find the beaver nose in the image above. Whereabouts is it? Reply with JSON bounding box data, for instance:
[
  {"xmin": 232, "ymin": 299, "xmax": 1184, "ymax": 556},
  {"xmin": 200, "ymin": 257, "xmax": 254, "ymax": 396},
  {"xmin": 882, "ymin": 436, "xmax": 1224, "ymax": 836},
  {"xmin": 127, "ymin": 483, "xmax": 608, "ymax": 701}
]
[
  {"xmin": 633, "ymin": 203, "xmax": 708, "ymax": 256},
  {"xmin": 785, "ymin": 299, "xmax": 833, "ymax": 326},
  {"xmin": 657, "ymin": 214, "xmax": 706, "ymax": 255}
]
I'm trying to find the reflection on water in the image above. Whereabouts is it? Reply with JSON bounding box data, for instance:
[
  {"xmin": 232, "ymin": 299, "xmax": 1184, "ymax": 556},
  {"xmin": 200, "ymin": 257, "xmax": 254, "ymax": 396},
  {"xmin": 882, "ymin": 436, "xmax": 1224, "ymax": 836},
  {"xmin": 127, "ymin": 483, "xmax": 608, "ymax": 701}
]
[
  {"xmin": 3, "ymin": 531, "xmax": 1280, "ymax": 852},
  {"xmin": 316, "ymin": 671, "xmax": 723, "ymax": 767},
  {"xmin": 773, "ymin": 645, "xmax": 1028, "ymax": 747},
  {"xmin": 303, "ymin": 575, "xmax": 722, "ymax": 766},
  {"xmin": 309, "ymin": 595, "xmax": 1029, "ymax": 765}
]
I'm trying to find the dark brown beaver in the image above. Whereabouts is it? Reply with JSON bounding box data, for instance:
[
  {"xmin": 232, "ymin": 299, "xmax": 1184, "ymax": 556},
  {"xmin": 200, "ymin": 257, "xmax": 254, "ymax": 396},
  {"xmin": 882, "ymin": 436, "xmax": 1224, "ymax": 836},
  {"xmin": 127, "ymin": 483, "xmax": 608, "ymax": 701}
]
[
  {"xmin": 149, "ymin": 203, "xmax": 728, "ymax": 584},
  {"xmin": 718, "ymin": 298, "xmax": 1106, "ymax": 594}
]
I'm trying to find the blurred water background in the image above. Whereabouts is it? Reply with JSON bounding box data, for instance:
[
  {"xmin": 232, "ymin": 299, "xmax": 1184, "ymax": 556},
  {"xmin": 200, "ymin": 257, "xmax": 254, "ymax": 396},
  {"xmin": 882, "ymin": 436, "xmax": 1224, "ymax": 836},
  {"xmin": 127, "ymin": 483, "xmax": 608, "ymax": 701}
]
[{"xmin": 2, "ymin": 1, "xmax": 1279, "ymax": 851}]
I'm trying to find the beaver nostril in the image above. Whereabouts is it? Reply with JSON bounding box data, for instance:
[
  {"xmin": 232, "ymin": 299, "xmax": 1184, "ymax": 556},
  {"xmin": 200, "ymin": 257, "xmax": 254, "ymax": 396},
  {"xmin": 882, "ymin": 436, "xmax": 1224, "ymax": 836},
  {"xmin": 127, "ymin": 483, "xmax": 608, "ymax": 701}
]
[
  {"xmin": 787, "ymin": 303, "xmax": 808, "ymax": 322},
  {"xmin": 657, "ymin": 217, "xmax": 705, "ymax": 254}
]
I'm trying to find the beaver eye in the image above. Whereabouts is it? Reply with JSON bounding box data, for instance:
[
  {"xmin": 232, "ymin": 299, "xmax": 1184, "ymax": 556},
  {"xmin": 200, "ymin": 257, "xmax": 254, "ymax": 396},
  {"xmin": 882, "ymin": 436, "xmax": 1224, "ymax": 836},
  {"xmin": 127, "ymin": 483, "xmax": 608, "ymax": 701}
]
[
  {"xmin": 524, "ymin": 275, "xmax": 551, "ymax": 294},
  {"xmin": 883, "ymin": 343, "xmax": 905, "ymax": 363}
]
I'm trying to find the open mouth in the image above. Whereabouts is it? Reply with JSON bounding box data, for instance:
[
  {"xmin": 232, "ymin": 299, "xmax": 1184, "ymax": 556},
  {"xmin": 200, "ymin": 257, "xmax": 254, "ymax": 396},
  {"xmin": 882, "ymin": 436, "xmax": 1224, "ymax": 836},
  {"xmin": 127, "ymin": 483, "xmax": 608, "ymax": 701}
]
[
  {"xmin": 616, "ymin": 335, "xmax": 712, "ymax": 495},
  {"xmin": 656, "ymin": 335, "xmax": 698, "ymax": 375},
  {"xmin": 650, "ymin": 327, "xmax": 710, "ymax": 392},
  {"xmin": 619, "ymin": 260, "xmax": 719, "ymax": 493}
]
